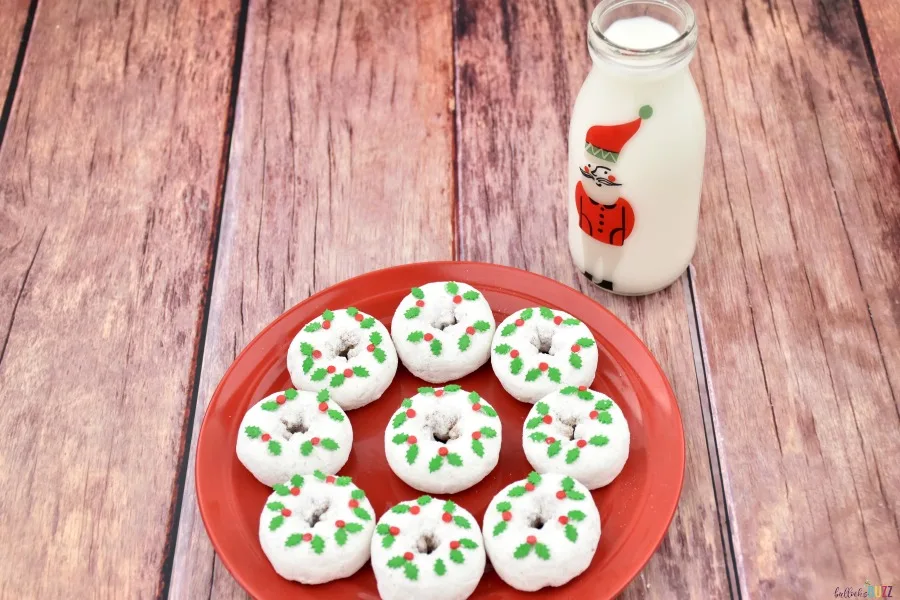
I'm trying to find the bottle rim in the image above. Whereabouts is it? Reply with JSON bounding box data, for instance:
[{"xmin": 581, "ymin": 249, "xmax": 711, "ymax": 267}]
[{"xmin": 588, "ymin": 0, "xmax": 697, "ymax": 70}]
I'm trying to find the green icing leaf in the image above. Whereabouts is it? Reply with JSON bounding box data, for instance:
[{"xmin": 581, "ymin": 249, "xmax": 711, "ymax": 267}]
[
  {"xmin": 473, "ymin": 320, "xmax": 491, "ymax": 331},
  {"xmin": 527, "ymin": 472, "xmax": 542, "ymax": 485},
  {"xmin": 345, "ymin": 522, "xmax": 363, "ymax": 533},
  {"xmin": 496, "ymin": 501, "xmax": 512, "ymax": 512},
  {"xmin": 500, "ymin": 323, "xmax": 517, "ymax": 337},
  {"xmin": 369, "ymin": 331, "xmax": 383, "ymax": 345},
  {"xmin": 547, "ymin": 441, "xmax": 562, "ymax": 457},
  {"xmin": 510, "ymin": 357, "xmax": 523, "ymax": 374},
  {"xmin": 260, "ymin": 401, "xmax": 279, "ymax": 411},
  {"xmin": 525, "ymin": 368, "xmax": 542, "ymax": 382},
  {"xmin": 329, "ymin": 373, "xmax": 346, "ymax": 388},
  {"xmin": 392, "ymin": 412, "xmax": 408, "ymax": 429},
  {"xmin": 300, "ymin": 441, "xmax": 314, "ymax": 456},
  {"xmin": 417, "ymin": 495, "xmax": 432, "ymax": 506},
  {"xmin": 525, "ymin": 417, "xmax": 542, "ymax": 430},
  {"xmin": 576, "ymin": 337, "xmax": 595, "ymax": 347},
  {"xmin": 299, "ymin": 342, "xmax": 314, "ymax": 356},
  {"xmin": 335, "ymin": 476, "xmax": 352, "ymax": 486},
  {"xmin": 322, "ymin": 309, "xmax": 335, "ymax": 321},
  {"xmin": 418, "ymin": 386, "xmax": 436, "ymax": 395},
  {"xmin": 302, "ymin": 356, "xmax": 314, "ymax": 374},
  {"xmin": 321, "ymin": 438, "xmax": 339, "ymax": 451},
  {"xmin": 267, "ymin": 501, "xmax": 285, "ymax": 511},
  {"xmin": 529, "ymin": 431, "xmax": 547, "ymax": 442},
  {"xmin": 316, "ymin": 389, "xmax": 329, "ymax": 402},
  {"xmin": 513, "ymin": 543, "xmax": 532, "ymax": 559},
  {"xmin": 352, "ymin": 366, "xmax": 369, "ymax": 377},
  {"xmin": 392, "ymin": 433, "xmax": 408, "ymax": 444},
  {"xmin": 273, "ymin": 484, "xmax": 290, "ymax": 496},
  {"xmin": 284, "ymin": 388, "xmax": 298, "ymax": 399},
  {"xmin": 373, "ymin": 348, "xmax": 387, "ymax": 364},
  {"xmin": 376, "ymin": 523, "xmax": 391, "ymax": 535},
  {"xmin": 406, "ymin": 443, "xmax": 419, "ymax": 465},
  {"xmin": 446, "ymin": 453, "xmax": 463, "ymax": 467},
  {"xmin": 547, "ymin": 367, "xmax": 561, "ymax": 383},
  {"xmin": 346, "ymin": 307, "xmax": 359, "ymax": 317},
  {"xmin": 534, "ymin": 543, "xmax": 551, "ymax": 560},
  {"xmin": 313, "ymin": 470, "xmax": 327, "ymax": 480},
  {"xmin": 565, "ymin": 447, "xmax": 580, "ymax": 464},
  {"xmin": 453, "ymin": 515, "xmax": 472, "ymax": 529},
  {"xmin": 578, "ymin": 390, "xmax": 594, "ymax": 400},
  {"xmin": 401, "ymin": 398, "xmax": 413, "ymax": 408},
  {"xmin": 442, "ymin": 500, "xmax": 456, "ymax": 513},
  {"xmin": 459, "ymin": 538, "xmax": 478, "ymax": 549},
  {"xmin": 560, "ymin": 386, "xmax": 577, "ymax": 396},
  {"xmin": 568, "ymin": 509, "xmax": 586, "ymax": 521},
  {"xmin": 430, "ymin": 338, "xmax": 442, "ymax": 356},
  {"xmin": 508, "ymin": 486, "xmax": 526, "ymax": 497},
  {"xmin": 428, "ymin": 455, "xmax": 443, "ymax": 473},
  {"xmin": 493, "ymin": 344, "xmax": 511, "ymax": 355},
  {"xmin": 382, "ymin": 534, "xmax": 396, "ymax": 548},
  {"xmin": 310, "ymin": 368, "xmax": 328, "ymax": 381},
  {"xmin": 405, "ymin": 307, "xmax": 421, "ymax": 319},
  {"xmin": 290, "ymin": 475, "xmax": 304, "ymax": 487},
  {"xmin": 354, "ymin": 507, "xmax": 372, "ymax": 521},
  {"xmin": 566, "ymin": 490, "xmax": 586, "ymax": 500},
  {"xmin": 411, "ymin": 287, "xmax": 425, "ymax": 299},
  {"xmin": 387, "ymin": 556, "xmax": 405, "ymax": 568},
  {"xmin": 360, "ymin": 317, "xmax": 376, "ymax": 329},
  {"xmin": 268, "ymin": 440, "xmax": 282, "ymax": 455},
  {"xmin": 407, "ymin": 331, "xmax": 424, "ymax": 342},
  {"xmin": 445, "ymin": 281, "xmax": 459, "ymax": 294},
  {"xmin": 535, "ymin": 401, "xmax": 549, "ymax": 415},
  {"xmin": 458, "ymin": 334, "xmax": 471, "ymax": 351},
  {"xmin": 480, "ymin": 427, "xmax": 497, "ymax": 438},
  {"xmin": 598, "ymin": 411, "xmax": 613, "ymax": 424},
  {"xmin": 596, "ymin": 399, "xmax": 613, "ymax": 410},
  {"xmin": 327, "ymin": 409, "xmax": 345, "ymax": 422},
  {"xmin": 391, "ymin": 504, "xmax": 410, "ymax": 514},
  {"xmin": 245, "ymin": 425, "xmax": 262, "ymax": 439},
  {"xmin": 462, "ymin": 290, "xmax": 480, "ymax": 300},
  {"xmin": 311, "ymin": 535, "xmax": 326, "ymax": 554},
  {"xmin": 481, "ymin": 405, "xmax": 497, "ymax": 417},
  {"xmin": 444, "ymin": 384, "xmax": 461, "ymax": 392},
  {"xmin": 351, "ymin": 488, "xmax": 365, "ymax": 500},
  {"xmin": 570, "ymin": 353, "xmax": 583, "ymax": 369},
  {"xmin": 492, "ymin": 521, "xmax": 508, "ymax": 536},
  {"xmin": 434, "ymin": 558, "xmax": 446, "ymax": 576},
  {"xmin": 335, "ymin": 528, "xmax": 348, "ymax": 546},
  {"xmin": 403, "ymin": 562, "xmax": 418, "ymax": 581},
  {"xmin": 449, "ymin": 549, "xmax": 465, "ymax": 564},
  {"xmin": 285, "ymin": 534, "xmax": 302, "ymax": 547},
  {"xmin": 539, "ymin": 307, "xmax": 554, "ymax": 319},
  {"xmin": 304, "ymin": 322, "xmax": 322, "ymax": 333},
  {"xmin": 563, "ymin": 318, "xmax": 581, "ymax": 325},
  {"xmin": 467, "ymin": 391, "xmax": 480, "ymax": 404},
  {"xmin": 520, "ymin": 308, "xmax": 534, "ymax": 320},
  {"xmin": 268, "ymin": 515, "xmax": 284, "ymax": 531},
  {"xmin": 471, "ymin": 438, "xmax": 484, "ymax": 458},
  {"xmin": 589, "ymin": 435, "xmax": 609, "ymax": 447}
]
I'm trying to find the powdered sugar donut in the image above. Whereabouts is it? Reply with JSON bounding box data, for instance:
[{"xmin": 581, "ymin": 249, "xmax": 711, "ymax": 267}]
[
  {"xmin": 391, "ymin": 282, "xmax": 496, "ymax": 383},
  {"xmin": 482, "ymin": 472, "xmax": 600, "ymax": 591},
  {"xmin": 237, "ymin": 388, "xmax": 352, "ymax": 486},
  {"xmin": 491, "ymin": 307, "xmax": 598, "ymax": 403},
  {"xmin": 259, "ymin": 471, "xmax": 376, "ymax": 584},
  {"xmin": 287, "ymin": 307, "xmax": 398, "ymax": 410},
  {"xmin": 385, "ymin": 386, "xmax": 501, "ymax": 494},
  {"xmin": 523, "ymin": 387, "xmax": 630, "ymax": 489},
  {"xmin": 371, "ymin": 496, "xmax": 485, "ymax": 600}
]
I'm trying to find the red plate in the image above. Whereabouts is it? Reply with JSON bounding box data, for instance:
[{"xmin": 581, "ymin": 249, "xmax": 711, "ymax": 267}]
[{"xmin": 196, "ymin": 262, "xmax": 685, "ymax": 599}]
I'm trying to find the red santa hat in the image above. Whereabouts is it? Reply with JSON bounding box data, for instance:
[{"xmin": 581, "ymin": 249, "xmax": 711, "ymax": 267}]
[{"xmin": 584, "ymin": 105, "xmax": 653, "ymax": 164}]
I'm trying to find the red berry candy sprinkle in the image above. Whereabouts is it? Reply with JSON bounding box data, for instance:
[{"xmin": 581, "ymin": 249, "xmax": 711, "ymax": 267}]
[
  {"xmin": 525, "ymin": 482, "xmax": 535, "ymax": 492},
  {"xmin": 355, "ymin": 313, "xmax": 364, "ymax": 322},
  {"xmin": 526, "ymin": 536, "xmax": 537, "ymax": 545},
  {"xmin": 558, "ymin": 516, "xmax": 568, "ymax": 525},
  {"xmin": 322, "ymin": 321, "xmax": 331, "ymax": 330},
  {"xmin": 515, "ymin": 319, "xmax": 525, "ymax": 327},
  {"xmin": 335, "ymin": 520, "xmax": 346, "ymax": 528},
  {"xmin": 589, "ymin": 410, "xmax": 599, "ymax": 419},
  {"xmin": 407, "ymin": 435, "xmax": 417, "ymax": 445},
  {"xmin": 343, "ymin": 368, "xmax": 353, "ymax": 377},
  {"xmin": 327, "ymin": 365, "xmax": 336, "ymax": 374},
  {"xmin": 311, "ymin": 437, "xmax": 321, "ymax": 445},
  {"xmin": 472, "ymin": 431, "xmax": 482, "ymax": 440},
  {"xmin": 276, "ymin": 394, "xmax": 286, "ymax": 404},
  {"xmin": 424, "ymin": 333, "xmax": 434, "ymax": 341},
  {"xmin": 404, "ymin": 552, "xmax": 414, "ymax": 561},
  {"xmin": 553, "ymin": 316, "xmax": 563, "ymax": 325},
  {"xmin": 453, "ymin": 295, "xmax": 462, "ymax": 304},
  {"xmin": 367, "ymin": 344, "xmax": 375, "ymax": 352},
  {"xmin": 282, "ymin": 508, "xmax": 292, "ymax": 517},
  {"xmin": 466, "ymin": 326, "xmax": 475, "ymax": 335},
  {"xmin": 438, "ymin": 447, "xmax": 449, "ymax": 457},
  {"xmin": 571, "ymin": 344, "xmax": 581, "ymax": 352},
  {"xmin": 434, "ymin": 389, "xmax": 444, "ymax": 397},
  {"xmin": 318, "ymin": 402, "xmax": 328, "ymax": 412},
  {"xmin": 261, "ymin": 433, "xmax": 271, "ymax": 442},
  {"xmin": 450, "ymin": 540, "xmax": 460, "ymax": 550},
  {"xmin": 406, "ymin": 409, "xmax": 416, "ymax": 418},
  {"xmin": 546, "ymin": 437, "xmax": 556, "ymax": 444},
  {"xmin": 510, "ymin": 349, "xmax": 520, "ymax": 358},
  {"xmin": 325, "ymin": 475, "xmax": 335, "ymax": 484},
  {"xmin": 472, "ymin": 403, "xmax": 482, "ymax": 411},
  {"xmin": 303, "ymin": 533, "xmax": 313, "ymax": 542},
  {"xmin": 542, "ymin": 414, "xmax": 553, "ymax": 424},
  {"xmin": 290, "ymin": 487, "xmax": 300, "ymax": 496},
  {"xmin": 416, "ymin": 299, "xmax": 425, "ymax": 307},
  {"xmin": 348, "ymin": 499, "xmax": 359, "ymax": 508},
  {"xmin": 389, "ymin": 526, "xmax": 400, "ymax": 536},
  {"xmin": 442, "ymin": 512, "xmax": 452, "ymax": 523},
  {"xmin": 502, "ymin": 511, "xmax": 512, "ymax": 521},
  {"xmin": 577, "ymin": 439, "xmax": 587, "ymax": 448},
  {"xmin": 578, "ymin": 385, "xmax": 587, "ymax": 391},
  {"xmin": 312, "ymin": 350, "xmax": 322, "ymax": 359},
  {"xmin": 556, "ymin": 490, "xmax": 566, "ymax": 499},
  {"xmin": 538, "ymin": 362, "xmax": 549, "ymax": 371},
  {"xmin": 410, "ymin": 506, "xmax": 421, "ymax": 515}
]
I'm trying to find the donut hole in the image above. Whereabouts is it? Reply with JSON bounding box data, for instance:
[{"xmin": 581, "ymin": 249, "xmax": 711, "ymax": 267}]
[
  {"xmin": 416, "ymin": 532, "xmax": 441, "ymax": 555},
  {"xmin": 528, "ymin": 514, "xmax": 547, "ymax": 530},
  {"xmin": 431, "ymin": 309, "xmax": 458, "ymax": 331},
  {"xmin": 280, "ymin": 416, "xmax": 308, "ymax": 438},
  {"xmin": 530, "ymin": 328, "xmax": 556, "ymax": 355},
  {"xmin": 558, "ymin": 416, "xmax": 579, "ymax": 441},
  {"xmin": 332, "ymin": 331, "xmax": 361, "ymax": 360},
  {"xmin": 302, "ymin": 498, "xmax": 331, "ymax": 528},
  {"xmin": 426, "ymin": 413, "xmax": 461, "ymax": 444}
]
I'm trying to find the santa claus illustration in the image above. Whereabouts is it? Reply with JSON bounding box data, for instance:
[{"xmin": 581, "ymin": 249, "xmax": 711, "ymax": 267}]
[{"xmin": 575, "ymin": 105, "xmax": 652, "ymax": 291}]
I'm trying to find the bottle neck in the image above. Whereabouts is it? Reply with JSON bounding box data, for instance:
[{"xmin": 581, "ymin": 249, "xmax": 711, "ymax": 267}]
[{"xmin": 587, "ymin": 0, "xmax": 698, "ymax": 77}]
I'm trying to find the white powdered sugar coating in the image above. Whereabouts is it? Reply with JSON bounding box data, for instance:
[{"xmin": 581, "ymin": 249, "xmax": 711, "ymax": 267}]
[
  {"xmin": 287, "ymin": 307, "xmax": 398, "ymax": 410},
  {"xmin": 384, "ymin": 386, "xmax": 502, "ymax": 494},
  {"xmin": 390, "ymin": 282, "xmax": 496, "ymax": 383},
  {"xmin": 490, "ymin": 307, "xmax": 598, "ymax": 404},
  {"xmin": 259, "ymin": 472, "xmax": 375, "ymax": 584},
  {"xmin": 371, "ymin": 496, "xmax": 485, "ymax": 600},
  {"xmin": 236, "ymin": 389, "xmax": 352, "ymax": 486},
  {"xmin": 482, "ymin": 472, "xmax": 601, "ymax": 592},
  {"xmin": 522, "ymin": 387, "xmax": 630, "ymax": 489}
]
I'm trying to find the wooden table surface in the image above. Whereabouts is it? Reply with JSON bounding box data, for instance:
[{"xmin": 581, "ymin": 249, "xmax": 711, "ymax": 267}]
[{"xmin": 1, "ymin": 0, "xmax": 897, "ymax": 597}]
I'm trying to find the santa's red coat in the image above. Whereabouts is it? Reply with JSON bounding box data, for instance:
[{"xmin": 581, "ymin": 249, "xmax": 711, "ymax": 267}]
[{"xmin": 575, "ymin": 181, "xmax": 635, "ymax": 247}]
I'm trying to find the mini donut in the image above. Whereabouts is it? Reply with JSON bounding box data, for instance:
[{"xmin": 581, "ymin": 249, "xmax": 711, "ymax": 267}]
[
  {"xmin": 522, "ymin": 387, "xmax": 630, "ymax": 489},
  {"xmin": 237, "ymin": 388, "xmax": 352, "ymax": 486},
  {"xmin": 384, "ymin": 386, "xmax": 502, "ymax": 494},
  {"xmin": 390, "ymin": 282, "xmax": 496, "ymax": 383},
  {"xmin": 287, "ymin": 307, "xmax": 398, "ymax": 410},
  {"xmin": 259, "ymin": 471, "xmax": 376, "ymax": 584},
  {"xmin": 371, "ymin": 496, "xmax": 486, "ymax": 600},
  {"xmin": 490, "ymin": 306, "xmax": 598, "ymax": 403},
  {"xmin": 482, "ymin": 472, "xmax": 601, "ymax": 592}
]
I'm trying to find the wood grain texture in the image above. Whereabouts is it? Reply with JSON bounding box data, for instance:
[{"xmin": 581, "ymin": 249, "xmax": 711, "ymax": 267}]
[
  {"xmin": 692, "ymin": 0, "xmax": 900, "ymax": 594},
  {"xmin": 857, "ymin": 0, "xmax": 900, "ymax": 140},
  {"xmin": 454, "ymin": 1, "xmax": 731, "ymax": 597},
  {"xmin": 0, "ymin": 0, "xmax": 238, "ymax": 596},
  {"xmin": 0, "ymin": 0, "xmax": 30, "ymax": 112},
  {"xmin": 167, "ymin": 0, "xmax": 456, "ymax": 596}
]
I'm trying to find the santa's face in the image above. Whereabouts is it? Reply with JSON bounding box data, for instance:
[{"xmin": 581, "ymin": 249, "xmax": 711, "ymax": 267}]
[{"xmin": 579, "ymin": 162, "xmax": 621, "ymax": 205}]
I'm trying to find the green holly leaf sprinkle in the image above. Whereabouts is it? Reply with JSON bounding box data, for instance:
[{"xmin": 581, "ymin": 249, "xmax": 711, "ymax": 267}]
[
  {"xmin": 411, "ymin": 287, "xmax": 425, "ymax": 299},
  {"xmin": 473, "ymin": 320, "xmax": 491, "ymax": 331},
  {"xmin": 354, "ymin": 507, "xmax": 372, "ymax": 520},
  {"xmin": 417, "ymin": 386, "xmax": 436, "ymax": 395},
  {"xmin": 449, "ymin": 549, "xmax": 465, "ymax": 564},
  {"xmin": 500, "ymin": 323, "xmax": 517, "ymax": 337},
  {"xmin": 313, "ymin": 470, "xmax": 327, "ymax": 480},
  {"xmin": 565, "ymin": 525, "xmax": 577, "ymax": 543},
  {"xmin": 327, "ymin": 409, "xmax": 345, "ymax": 422},
  {"xmin": 525, "ymin": 368, "xmax": 542, "ymax": 382},
  {"xmin": 598, "ymin": 411, "xmax": 613, "ymax": 424},
  {"xmin": 480, "ymin": 427, "xmax": 497, "ymax": 438},
  {"xmin": 510, "ymin": 357, "xmax": 523, "ymax": 374},
  {"xmin": 335, "ymin": 528, "xmax": 348, "ymax": 546},
  {"xmin": 434, "ymin": 558, "xmax": 446, "ymax": 576},
  {"xmin": 345, "ymin": 522, "xmax": 363, "ymax": 533},
  {"xmin": 481, "ymin": 405, "xmax": 497, "ymax": 417},
  {"xmin": 566, "ymin": 490, "xmax": 586, "ymax": 500},
  {"xmin": 548, "ymin": 441, "xmax": 562, "ymax": 457},
  {"xmin": 578, "ymin": 390, "xmax": 594, "ymax": 400},
  {"xmin": 347, "ymin": 307, "xmax": 359, "ymax": 317},
  {"xmin": 300, "ymin": 441, "xmax": 314, "ymax": 456},
  {"xmin": 589, "ymin": 435, "xmax": 609, "ymax": 447},
  {"xmin": 525, "ymin": 416, "xmax": 542, "ymax": 430},
  {"xmin": 496, "ymin": 501, "xmax": 512, "ymax": 512},
  {"xmin": 560, "ymin": 386, "xmax": 577, "ymax": 395},
  {"xmin": 321, "ymin": 438, "xmax": 339, "ymax": 451},
  {"xmin": 566, "ymin": 447, "xmax": 580, "ymax": 464},
  {"xmin": 299, "ymin": 342, "xmax": 314, "ymax": 356},
  {"xmin": 494, "ymin": 344, "xmax": 511, "ymax": 355},
  {"xmin": 539, "ymin": 307, "xmax": 554, "ymax": 319},
  {"xmin": 352, "ymin": 366, "xmax": 369, "ymax": 377},
  {"xmin": 405, "ymin": 307, "xmax": 421, "ymax": 319},
  {"xmin": 459, "ymin": 538, "xmax": 478, "ymax": 549},
  {"xmin": 404, "ymin": 562, "xmax": 418, "ymax": 581},
  {"xmin": 268, "ymin": 515, "xmax": 284, "ymax": 531},
  {"xmin": 458, "ymin": 334, "xmax": 471, "ymax": 351},
  {"xmin": 392, "ymin": 412, "xmax": 408, "ymax": 429},
  {"xmin": 462, "ymin": 290, "xmax": 480, "ymax": 301},
  {"xmin": 382, "ymin": 534, "xmax": 396, "ymax": 548},
  {"xmin": 372, "ymin": 347, "xmax": 387, "ymax": 363},
  {"xmin": 301, "ymin": 356, "xmax": 314, "ymax": 374},
  {"xmin": 368, "ymin": 331, "xmax": 382, "ymax": 345},
  {"xmin": 310, "ymin": 368, "xmax": 328, "ymax": 381},
  {"xmin": 570, "ymin": 353, "xmax": 583, "ymax": 369},
  {"xmin": 520, "ymin": 308, "xmax": 534, "ymax": 319},
  {"xmin": 392, "ymin": 433, "xmax": 408, "ymax": 444},
  {"xmin": 467, "ymin": 391, "xmax": 480, "ymax": 403},
  {"xmin": 447, "ymin": 453, "xmax": 463, "ymax": 467},
  {"xmin": 443, "ymin": 500, "xmax": 456, "ymax": 513},
  {"xmin": 273, "ymin": 484, "xmax": 290, "ymax": 496},
  {"xmin": 387, "ymin": 556, "xmax": 406, "ymax": 568},
  {"xmin": 401, "ymin": 398, "xmax": 413, "ymax": 408},
  {"xmin": 407, "ymin": 331, "xmax": 424, "ymax": 342},
  {"xmin": 568, "ymin": 509, "xmax": 586, "ymax": 521},
  {"xmin": 596, "ymin": 399, "xmax": 613, "ymax": 410},
  {"xmin": 536, "ymin": 402, "xmax": 549, "ymax": 416},
  {"xmin": 417, "ymin": 496, "xmax": 432, "ymax": 505},
  {"xmin": 563, "ymin": 318, "xmax": 580, "ymax": 325},
  {"xmin": 284, "ymin": 388, "xmax": 298, "ymax": 399},
  {"xmin": 445, "ymin": 281, "xmax": 459, "ymax": 294},
  {"xmin": 508, "ymin": 486, "xmax": 527, "ymax": 497},
  {"xmin": 267, "ymin": 501, "xmax": 285, "ymax": 511},
  {"xmin": 430, "ymin": 338, "xmax": 442, "ymax": 356},
  {"xmin": 527, "ymin": 472, "xmax": 542, "ymax": 485},
  {"xmin": 285, "ymin": 534, "xmax": 302, "ymax": 547},
  {"xmin": 245, "ymin": 425, "xmax": 262, "ymax": 439},
  {"xmin": 322, "ymin": 310, "xmax": 335, "ymax": 321},
  {"xmin": 391, "ymin": 504, "xmax": 410, "ymax": 514},
  {"xmin": 429, "ymin": 455, "xmax": 443, "ymax": 473},
  {"xmin": 335, "ymin": 476, "xmax": 352, "ymax": 486},
  {"xmin": 472, "ymin": 438, "xmax": 484, "ymax": 458},
  {"xmin": 548, "ymin": 367, "xmax": 561, "ymax": 383},
  {"xmin": 261, "ymin": 401, "xmax": 279, "ymax": 411},
  {"xmin": 444, "ymin": 384, "xmax": 461, "ymax": 392},
  {"xmin": 406, "ymin": 443, "xmax": 419, "ymax": 465},
  {"xmin": 290, "ymin": 474, "xmax": 304, "ymax": 487},
  {"xmin": 453, "ymin": 515, "xmax": 472, "ymax": 529},
  {"xmin": 304, "ymin": 322, "xmax": 321, "ymax": 333},
  {"xmin": 360, "ymin": 317, "xmax": 375, "ymax": 329},
  {"xmin": 535, "ymin": 543, "xmax": 551, "ymax": 560},
  {"xmin": 493, "ymin": 521, "xmax": 508, "ymax": 536},
  {"xmin": 576, "ymin": 337, "xmax": 595, "ymax": 347},
  {"xmin": 529, "ymin": 431, "xmax": 547, "ymax": 442},
  {"xmin": 351, "ymin": 489, "xmax": 366, "ymax": 500},
  {"xmin": 309, "ymin": 535, "xmax": 325, "ymax": 554},
  {"xmin": 514, "ymin": 543, "xmax": 532, "ymax": 558},
  {"xmin": 376, "ymin": 523, "xmax": 391, "ymax": 535},
  {"xmin": 268, "ymin": 440, "xmax": 282, "ymax": 455},
  {"xmin": 330, "ymin": 373, "xmax": 346, "ymax": 387},
  {"xmin": 315, "ymin": 389, "xmax": 328, "ymax": 402}
]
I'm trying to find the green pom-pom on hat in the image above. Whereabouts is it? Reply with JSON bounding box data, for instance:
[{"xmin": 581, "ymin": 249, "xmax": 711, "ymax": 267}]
[{"xmin": 639, "ymin": 105, "xmax": 653, "ymax": 119}]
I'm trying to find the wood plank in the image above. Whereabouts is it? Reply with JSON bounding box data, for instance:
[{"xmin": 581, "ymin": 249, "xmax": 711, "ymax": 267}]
[
  {"xmin": 454, "ymin": 1, "xmax": 732, "ymax": 597},
  {"xmin": 691, "ymin": 0, "xmax": 900, "ymax": 594},
  {"xmin": 0, "ymin": 0, "xmax": 239, "ymax": 596},
  {"xmin": 0, "ymin": 0, "xmax": 30, "ymax": 115},
  {"xmin": 167, "ymin": 0, "xmax": 456, "ymax": 596},
  {"xmin": 857, "ymin": 0, "xmax": 900, "ymax": 140}
]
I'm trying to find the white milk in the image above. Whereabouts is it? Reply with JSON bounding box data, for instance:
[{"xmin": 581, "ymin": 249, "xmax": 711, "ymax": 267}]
[{"xmin": 568, "ymin": 1, "xmax": 705, "ymax": 295}]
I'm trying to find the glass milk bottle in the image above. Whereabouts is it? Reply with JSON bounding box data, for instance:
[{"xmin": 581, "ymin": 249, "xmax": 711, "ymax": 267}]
[{"xmin": 568, "ymin": 0, "xmax": 705, "ymax": 295}]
